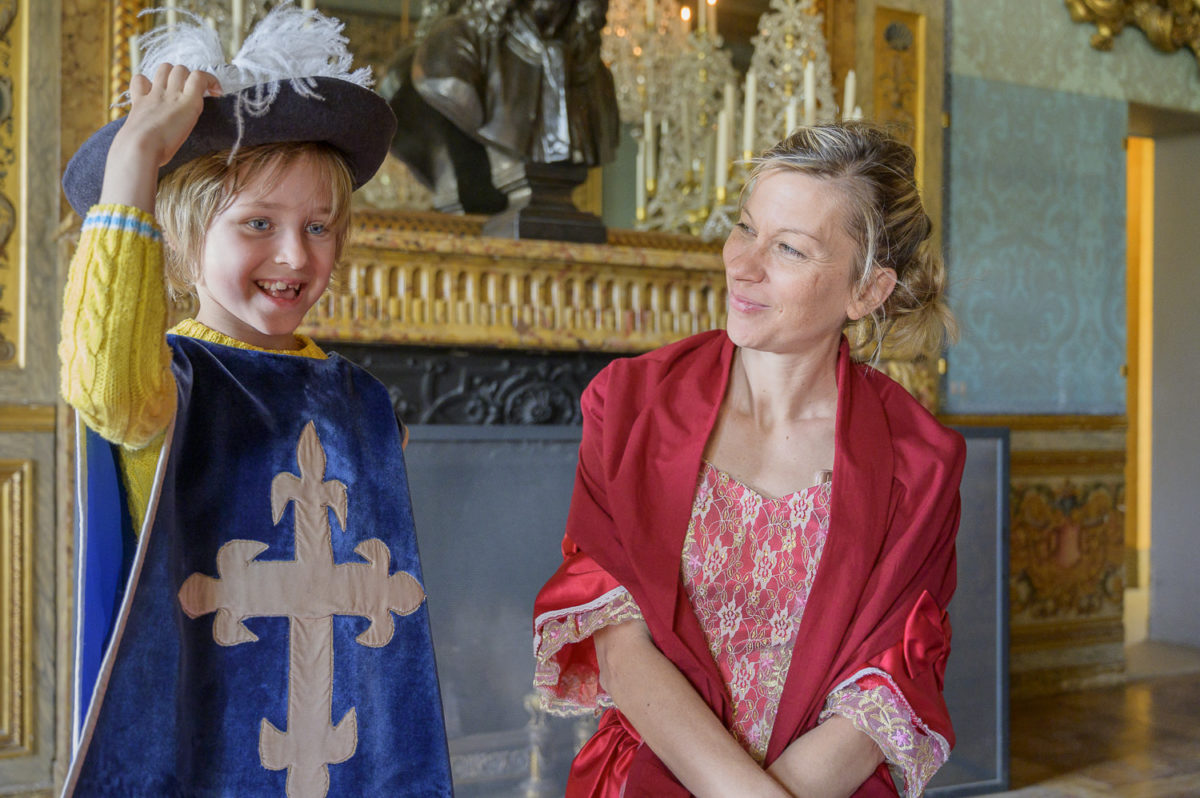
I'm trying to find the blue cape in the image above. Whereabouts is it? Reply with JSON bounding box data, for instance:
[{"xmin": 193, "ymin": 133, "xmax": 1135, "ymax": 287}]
[{"xmin": 68, "ymin": 336, "xmax": 453, "ymax": 797}]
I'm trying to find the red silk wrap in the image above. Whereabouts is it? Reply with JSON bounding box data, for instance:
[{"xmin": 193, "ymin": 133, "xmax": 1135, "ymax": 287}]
[{"xmin": 534, "ymin": 331, "xmax": 965, "ymax": 797}]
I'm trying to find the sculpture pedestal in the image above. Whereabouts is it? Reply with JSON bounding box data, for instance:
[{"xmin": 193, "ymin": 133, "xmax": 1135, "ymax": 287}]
[{"xmin": 484, "ymin": 161, "xmax": 607, "ymax": 244}]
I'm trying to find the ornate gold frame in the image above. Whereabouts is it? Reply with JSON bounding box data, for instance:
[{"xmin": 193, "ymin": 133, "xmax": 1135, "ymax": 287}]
[
  {"xmin": 1066, "ymin": 0, "xmax": 1200, "ymax": 68},
  {"xmin": 0, "ymin": 459, "xmax": 33, "ymax": 758}
]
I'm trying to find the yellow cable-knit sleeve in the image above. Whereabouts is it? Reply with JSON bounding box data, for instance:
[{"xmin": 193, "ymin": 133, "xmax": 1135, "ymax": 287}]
[{"xmin": 59, "ymin": 205, "xmax": 177, "ymax": 449}]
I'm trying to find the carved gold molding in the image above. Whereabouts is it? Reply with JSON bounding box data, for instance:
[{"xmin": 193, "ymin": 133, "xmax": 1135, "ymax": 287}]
[
  {"xmin": 0, "ymin": 459, "xmax": 33, "ymax": 757},
  {"xmin": 0, "ymin": 405, "xmax": 56, "ymax": 432},
  {"xmin": 1067, "ymin": 0, "xmax": 1200, "ymax": 69},
  {"xmin": 302, "ymin": 213, "xmax": 729, "ymax": 353},
  {"xmin": 0, "ymin": 2, "xmax": 23, "ymax": 368}
]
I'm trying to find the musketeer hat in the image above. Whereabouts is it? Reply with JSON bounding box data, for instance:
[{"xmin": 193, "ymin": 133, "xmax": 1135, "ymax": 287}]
[{"xmin": 63, "ymin": 2, "xmax": 398, "ymax": 217}]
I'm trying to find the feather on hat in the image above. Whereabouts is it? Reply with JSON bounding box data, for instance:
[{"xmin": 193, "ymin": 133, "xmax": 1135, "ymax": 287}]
[{"xmin": 62, "ymin": 2, "xmax": 398, "ymax": 217}]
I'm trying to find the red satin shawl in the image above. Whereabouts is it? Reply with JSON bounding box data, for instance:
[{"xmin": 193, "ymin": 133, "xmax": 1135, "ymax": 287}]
[{"xmin": 536, "ymin": 331, "xmax": 965, "ymax": 796}]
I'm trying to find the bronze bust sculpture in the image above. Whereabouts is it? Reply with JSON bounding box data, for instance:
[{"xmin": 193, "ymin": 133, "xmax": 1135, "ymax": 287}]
[{"xmin": 384, "ymin": 0, "xmax": 620, "ymax": 242}]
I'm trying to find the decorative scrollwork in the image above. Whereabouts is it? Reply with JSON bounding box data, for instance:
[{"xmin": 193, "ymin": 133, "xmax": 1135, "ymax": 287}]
[{"xmin": 1066, "ymin": 0, "xmax": 1200, "ymax": 70}]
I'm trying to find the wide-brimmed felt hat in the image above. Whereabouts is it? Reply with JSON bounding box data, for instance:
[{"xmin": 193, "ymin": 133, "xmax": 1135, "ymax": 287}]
[{"xmin": 62, "ymin": 3, "xmax": 398, "ymax": 217}]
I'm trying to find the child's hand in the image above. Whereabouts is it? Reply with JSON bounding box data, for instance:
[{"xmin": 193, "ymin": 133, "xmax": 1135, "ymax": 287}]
[{"xmin": 98, "ymin": 64, "xmax": 223, "ymax": 214}]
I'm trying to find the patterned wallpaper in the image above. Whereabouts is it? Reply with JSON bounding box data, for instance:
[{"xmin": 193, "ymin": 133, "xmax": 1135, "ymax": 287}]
[
  {"xmin": 943, "ymin": 76, "xmax": 1126, "ymax": 414},
  {"xmin": 950, "ymin": 0, "xmax": 1200, "ymax": 113}
]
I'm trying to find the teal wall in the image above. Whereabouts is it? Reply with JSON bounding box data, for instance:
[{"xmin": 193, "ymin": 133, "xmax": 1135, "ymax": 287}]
[
  {"xmin": 944, "ymin": 77, "xmax": 1126, "ymax": 413},
  {"xmin": 942, "ymin": 0, "xmax": 1200, "ymax": 413}
]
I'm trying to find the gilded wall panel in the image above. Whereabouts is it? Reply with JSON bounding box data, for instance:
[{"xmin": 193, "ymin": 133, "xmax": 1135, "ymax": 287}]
[
  {"xmin": 0, "ymin": 2, "xmax": 23, "ymax": 369},
  {"xmin": 0, "ymin": 459, "xmax": 33, "ymax": 757}
]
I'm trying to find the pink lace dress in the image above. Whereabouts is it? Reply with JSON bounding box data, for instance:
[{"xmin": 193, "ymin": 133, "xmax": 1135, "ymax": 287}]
[{"xmin": 534, "ymin": 462, "xmax": 948, "ymax": 796}]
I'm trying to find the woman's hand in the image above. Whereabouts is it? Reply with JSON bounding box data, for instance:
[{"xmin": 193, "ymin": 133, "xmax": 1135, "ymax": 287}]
[
  {"xmin": 594, "ymin": 619, "xmax": 792, "ymax": 798},
  {"xmin": 766, "ymin": 714, "xmax": 886, "ymax": 798},
  {"xmin": 99, "ymin": 64, "xmax": 222, "ymax": 213}
]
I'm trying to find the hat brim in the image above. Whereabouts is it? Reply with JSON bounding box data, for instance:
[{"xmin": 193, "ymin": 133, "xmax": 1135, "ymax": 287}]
[{"xmin": 63, "ymin": 77, "xmax": 398, "ymax": 217}]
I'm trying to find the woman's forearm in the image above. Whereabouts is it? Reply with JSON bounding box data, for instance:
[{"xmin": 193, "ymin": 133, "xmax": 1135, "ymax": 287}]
[
  {"xmin": 766, "ymin": 714, "xmax": 885, "ymax": 798},
  {"xmin": 594, "ymin": 620, "xmax": 790, "ymax": 798}
]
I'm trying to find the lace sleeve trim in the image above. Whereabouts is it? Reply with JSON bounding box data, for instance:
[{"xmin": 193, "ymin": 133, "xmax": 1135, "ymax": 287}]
[
  {"xmin": 533, "ymin": 586, "xmax": 643, "ymax": 716},
  {"xmin": 820, "ymin": 668, "xmax": 950, "ymax": 798}
]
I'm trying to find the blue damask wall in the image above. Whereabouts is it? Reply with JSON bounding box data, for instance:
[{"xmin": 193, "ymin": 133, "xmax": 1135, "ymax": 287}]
[{"xmin": 943, "ymin": 76, "xmax": 1127, "ymax": 414}]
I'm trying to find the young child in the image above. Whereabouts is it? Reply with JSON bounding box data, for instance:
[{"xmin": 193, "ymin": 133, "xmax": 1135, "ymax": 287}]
[{"xmin": 59, "ymin": 6, "xmax": 452, "ymax": 796}]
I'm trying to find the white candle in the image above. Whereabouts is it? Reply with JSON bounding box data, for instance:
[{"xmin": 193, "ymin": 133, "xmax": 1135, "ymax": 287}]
[
  {"xmin": 644, "ymin": 110, "xmax": 656, "ymax": 191},
  {"xmin": 714, "ymin": 109, "xmax": 729, "ymax": 199},
  {"xmin": 302, "ymin": 0, "xmax": 315, "ymax": 9},
  {"xmin": 680, "ymin": 5, "xmax": 691, "ymax": 33},
  {"xmin": 697, "ymin": 1, "xmax": 706, "ymax": 34},
  {"xmin": 231, "ymin": 0, "xmax": 244, "ymax": 52},
  {"xmin": 852, "ymin": 105, "xmax": 863, "ymax": 121},
  {"xmin": 785, "ymin": 97, "xmax": 798, "ymax": 136},
  {"xmin": 803, "ymin": 60, "xmax": 816, "ymax": 126},
  {"xmin": 723, "ymin": 78, "xmax": 735, "ymax": 168},
  {"xmin": 646, "ymin": 0, "xmax": 655, "ymax": 26},
  {"xmin": 636, "ymin": 137, "xmax": 647, "ymax": 222},
  {"xmin": 165, "ymin": 0, "xmax": 177, "ymax": 27},
  {"xmin": 843, "ymin": 69, "xmax": 856, "ymax": 121},
  {"xmin": 129, "ymin": 33, "xmax": 140, "ymax": 76},
  {"xmin": 682, "ymin": 95, "xmax": 694, "ymax": 174},
  {"xmin": 742, "ymin": 68, "xmax": 756, "ymax": 158},
  {"xmin": 708, "ymin": 0, "xmax": 717, "ymax": 39}
]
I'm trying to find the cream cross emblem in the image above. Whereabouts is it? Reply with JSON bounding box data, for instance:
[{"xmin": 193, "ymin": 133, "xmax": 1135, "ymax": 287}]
[{"xmin": 178, "ymin": 421, "xmax": 426, "ymax": 798}]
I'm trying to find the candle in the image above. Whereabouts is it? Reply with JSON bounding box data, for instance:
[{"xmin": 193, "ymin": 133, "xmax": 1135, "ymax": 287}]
[
  {"xmin": 852, "ymin": 105, "xmax": 863, "ymax": 121},
  {"xmin": 231, "ymin": 0, "xmax": 244, "ymax": 52},
  {"xmin": 708, "ymin": 0, "xmax": 718, "ymax": 39},
  {"xmin": 842, "ymin": 69, "xmax": 856, "ymax": 121},
  {"xmin": 165, "ymin": 0, "xmax": 177, "ymax": 27},
  {"xmin": 803, "ymin": 60, "xmax": 816, "ymax": 126},
  {"xmin": 302, "ymin": 0, "xmax": 315, "ymax": 9},
  {"xmin": 785, "ymin": 98, "xmax": 797, "ymax": 136},
  {"xmin": 646, "ymin": 0, "xmax": 655, "ymax": 26},
  {"xmin": 636, "ymin": 137, "xmax": 647, "ymax": 223},
  {"xmin": 644, "ymin": 110, "xmax": 656, "ymax": 193},
  {"xmin": 697, "ymin": 1, "xmax": 706, "ymax": 34},
  {"xmin": 714, "ymin": 109, "xmax": 729, "ymax": 201},
  {"xmin": 680, "ymin": 5, "xmax": 691, "ymax": 32},
  {"xmin": 723, "ymin": 78, "xmax": 735, "ymax": 169},
  {"xmin": 742, "ymin": 67, "xmax": 756, "ymax": 159},
  {"xmin": 682, "ymin": 95, "xmax": 694, "ymax": 176},
  {"xmin": 129, "ymin": 33, "xmax": 140, "ymax": 76}
]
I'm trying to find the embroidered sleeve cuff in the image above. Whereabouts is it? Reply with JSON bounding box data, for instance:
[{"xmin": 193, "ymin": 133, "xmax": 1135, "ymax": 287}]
[
  {"xmin": 820, "ymin": 675, "xmax": 949, "ymax": 798},
  {"xmin": 532, "ymin": 587, "xmax": 643, "ymax": 716}
]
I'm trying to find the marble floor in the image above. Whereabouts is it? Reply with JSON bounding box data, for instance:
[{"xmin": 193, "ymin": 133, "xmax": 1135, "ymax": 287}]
[{"xmin": 981, "ymin": 642, "xmax": 1200, "ymax": 798}]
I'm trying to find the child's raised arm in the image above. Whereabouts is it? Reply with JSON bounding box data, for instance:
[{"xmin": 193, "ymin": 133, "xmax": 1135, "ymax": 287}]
[
  {"xmin": 100, "ymin": 64, "xmax": 222, "ymax": 213},
  {"xmin": 59, "ymin": 66, "xmax": 221, "ymax": 451}
]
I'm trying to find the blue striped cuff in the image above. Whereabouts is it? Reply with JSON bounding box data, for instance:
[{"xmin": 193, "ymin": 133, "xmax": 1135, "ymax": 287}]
[{"xmin": 82, "ymin": 208, "xmax": 162, "ymax": 241}]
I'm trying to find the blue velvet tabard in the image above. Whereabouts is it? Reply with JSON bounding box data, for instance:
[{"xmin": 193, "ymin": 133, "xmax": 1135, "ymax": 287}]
[{"xmin": 68, "ymin": 336, "xmax": 453, "ymax": 797}]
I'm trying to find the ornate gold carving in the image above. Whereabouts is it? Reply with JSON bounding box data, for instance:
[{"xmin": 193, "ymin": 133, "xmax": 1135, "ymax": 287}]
[
  {"xmin": 303, "ymin": 218, "xmax": 729, "ymax": 353},
  {"xmin": 941, "ymin": 413, "xmax": 1127, "ymax": 432},
  {"xmin": 0, "ymin": 404, "xmax": 56, "ymax": 432},
  {"xmin": 1066, "ymin": 0, "xmax": 1200, "ymax": 69},
  {"xmin": 1, "ymin": 459, "xmax": 33, "ymax": 757},
  {"xmin": 0, "ymin": 1, "xmax": 22, "ymax": 367},
  {"xmin": 111, "ymin": 0, "xmax": 145, "ymax": 118}
]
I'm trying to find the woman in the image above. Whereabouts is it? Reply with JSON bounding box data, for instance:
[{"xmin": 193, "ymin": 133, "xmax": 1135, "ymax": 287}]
[{"xmin": 533, "ymin": 122, "xmax": 965, "ymax": 798}]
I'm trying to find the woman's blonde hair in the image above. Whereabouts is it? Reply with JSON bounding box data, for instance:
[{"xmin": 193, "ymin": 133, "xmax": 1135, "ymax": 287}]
[
  {"xmin": 743, "ymin": 121, "xmax": 956, "ymax": 360},
  {"xmin": 155, "ymin": 141, "xmax": 355, "ymax": 299}
]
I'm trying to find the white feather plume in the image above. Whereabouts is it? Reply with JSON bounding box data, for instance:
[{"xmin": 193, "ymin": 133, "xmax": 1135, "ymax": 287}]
[{"xmin": 130, "ymin": 1, "xmax": 374, "ymax": 156}]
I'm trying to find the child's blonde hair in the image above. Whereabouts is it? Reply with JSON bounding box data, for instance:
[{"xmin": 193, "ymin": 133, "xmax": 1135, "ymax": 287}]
[{"xmin": 156, "ymin": 141, "xmax": 355, "ymax": 299}]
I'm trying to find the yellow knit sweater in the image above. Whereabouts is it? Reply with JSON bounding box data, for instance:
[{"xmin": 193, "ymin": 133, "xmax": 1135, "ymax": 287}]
[{"xmin": 59, "ymin": 205, "xmax": 326, "ymax": 533}]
